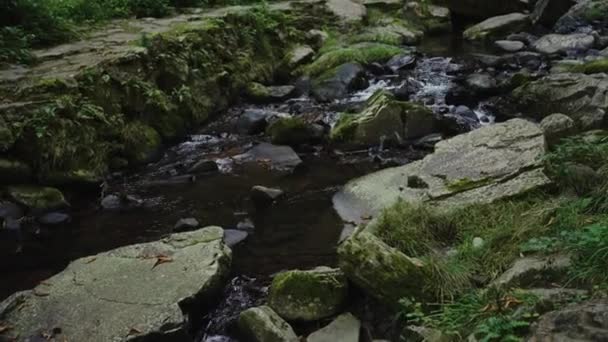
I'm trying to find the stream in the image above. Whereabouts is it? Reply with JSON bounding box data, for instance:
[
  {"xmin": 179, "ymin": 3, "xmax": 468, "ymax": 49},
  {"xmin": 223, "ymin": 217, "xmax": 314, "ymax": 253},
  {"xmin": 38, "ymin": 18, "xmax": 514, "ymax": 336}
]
[{"xmin": 0, "ymin": 35, "xmax": 512, "ymax": 341}]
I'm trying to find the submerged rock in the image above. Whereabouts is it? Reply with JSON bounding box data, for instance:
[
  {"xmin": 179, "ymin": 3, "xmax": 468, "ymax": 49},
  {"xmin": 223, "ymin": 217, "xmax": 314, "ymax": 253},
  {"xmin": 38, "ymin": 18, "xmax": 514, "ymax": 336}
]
[
  {"xmin": 238, "ymin": 306, "xmax": 298, "ymax": 342},
  {"xmin": 0, "ymin": 226, "xmax": 232, "ymax": 341},
  {"xmin": 532, "ymin": 33, "xmax": 595, "ymax": 54},
  {"xmin": 330, "ymin": 90, "xmax": 438, "ymax": 146},
  {"xmin": 530, "ymin": 299, "xmax": 608, "ymax": 340},
  {"xmin": 268, "ymin": 266, "xmax": 348, "ymax": 321},
  {"xmin": 7, "ymin": 185, "xmax": 67, "ymax": 211},
  {"xmin": 333, "ymin": 119, "xmax": 550, "ymax": 225},
  {"xmin": 463, "ymin": 13, "xmax": 530, "ymax": 41},
  {"xmin": 307, "ymin": 313, "xmax": 360, "ymax": 342}
]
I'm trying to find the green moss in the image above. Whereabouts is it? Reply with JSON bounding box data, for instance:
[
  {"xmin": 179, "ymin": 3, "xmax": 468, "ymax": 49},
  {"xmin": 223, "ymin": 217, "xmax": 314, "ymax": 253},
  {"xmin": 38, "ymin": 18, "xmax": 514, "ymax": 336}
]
[
  {"xmin": 266, "ymin": 117, "xmax": 313, "ymax": 145},
  {"xmin": 303, "ymin": 43, "xmax": 403, "ymax": 76},
  {"xmin": 7, "ymin": 185, "xmax": 67, "ymax": 210},
  {"xmin": 350, "ymin": 30, "xmax": 403, "ymax": 46},
  {"xmin": 245, "ymin": 82, "xmax": 271, "ymax": 100},
  {"xmin": 330, "ymin": 113, "xmax": 358, "ymax": 142},
  {"xmin": 121, "ymin": 121, "xmax": 161, "ymax": 164},
  {"xmin": 568, "ymin": 58, "xmax": 608, "ymax": 74}
]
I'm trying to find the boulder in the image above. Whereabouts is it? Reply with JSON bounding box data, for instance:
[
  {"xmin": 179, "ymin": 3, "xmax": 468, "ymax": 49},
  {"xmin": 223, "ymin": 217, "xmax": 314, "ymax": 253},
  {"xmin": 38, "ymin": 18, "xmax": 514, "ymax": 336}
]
[
  {"xmin": 0, "ymin": 159, "xmax": 32, "ymax": 184},
  {"xmin": 529, "ymin": 299, "xmax": 608, "ymax": 340},
  {"xmin": 465, "ymin": 73, "xmax": 499, "ymax": 96},
  {"xmin": 338, "ymin": 231, "xmax": 426, "ymax": 304},
  {"xmin": 463, "ymin": 13, "xmax": 530, "ymax": 41},
  {"xmin": 495, "ymin": 40, "xmax": 525, "ymax": 52},
  {"xmin": 7, "ymin": 185, "xmax": 67, "ymax": 211},
  {"xmin": 492, "ymin": 255, "xmax": 572, "ymax": 288},
  {"xmin": 510, "ymin": 73, "xmax": 608, "ymax": 127},
  {"xmin": 531, "ymin": 0, "xmax": 576, "ymax": 27},
  {"xmin": 235, "ymin": 143, "xmax": 302, "ymax": 170},
  {"xmin": 307, "ymin": 313, "xmax": 361, "ymax": 342},
  {"xmin": 532, "ymin": 33, "xmax": 595, "ymax": 54},
  {"xmin": 285, "ymin": 45, "xmax": 315, "ymax": 70},
  {"xmin": 444, "ymin": 0, "xmax": 528, "ymax": 19},
  {"xmin": 0, "ymin": 226, "xmax": 232, "ymax": 341},
  {"xmin": 540, "ymin": 113, "xmax": 577, "ymax": 146},
  {"xmin": 333, "ymin": 119, "xmax": 550, "ymax": 225},
  {"xmin": 312, "ymin": 63, "xmax": 368, "ymax": 102},
  {"xmin": 266, "ymin": 117, "xmax": 319, "ymax": 146},
  {"xmin": 353, "ymin": 24, "xmax": 423, "ymax": 46},
  {"xmin": 238, "ymin": 306, "xmax": 298, "ymax": 342},
  {"xmin": 326, "ymin": 0, "xmax": 367, "ymax": 22},
  {"xmin": 268, "ymin": 267, "xmax": 348, "ymax": 321},
  {"xmin": 330, "ymin": 90, "xmax": 438, "ymax": 146},
  {"xmin": 554, "ymin": 0, "xmax": 608, "ymax": 33},
  {"xmin": 174, "ymin": 217, "xmax": 200, "ymax": 231},
  {"xmin": 386, "ymin": 54, "xmax": 417, "ymax": 72}
]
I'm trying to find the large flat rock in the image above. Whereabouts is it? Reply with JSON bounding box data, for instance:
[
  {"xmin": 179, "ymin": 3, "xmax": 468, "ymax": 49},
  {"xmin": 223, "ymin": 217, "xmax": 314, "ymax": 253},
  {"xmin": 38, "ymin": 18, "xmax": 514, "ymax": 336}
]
[
  {"xmin": 0, "ymin": 226, "xmax": 231, "ymax": 341},
  {"xmin": 333, "ymin": 119, "xmax": 550, "ymax": 224}
]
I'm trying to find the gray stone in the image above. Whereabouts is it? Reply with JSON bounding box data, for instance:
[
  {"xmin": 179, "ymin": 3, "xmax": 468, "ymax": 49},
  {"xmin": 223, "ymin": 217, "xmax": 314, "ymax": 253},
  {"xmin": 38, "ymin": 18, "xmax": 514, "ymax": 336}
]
[
  {"xmin": 174, "ymin": 217, "xmax": 199, "ymax": 231},
  {"xmin": 326, "ymin": 0, "xmax": 367, "ymax": 22},
  {"xmin": 333, "ymin": 119, "xmax": 550, "ymax": 225},
  {"xmin": 238, "ymin": 306, "xmax": 298, "ymax": 342},
  {"xmin": 235, "ymin": 143, "xmax": 302, "ymax": 170},
  {"xmin": 286, "ymin": 45, "xmax": 315, "ymax": 69},
  {"xmin": 307, "ymin": 29, "xmax": 329, "ymax": 49},
  {"xmin": 463, "ymin": 13, "xmax": 530, "ymax": 41},
  {"xmin": 386, "ymin": 54, "xmax": 417, "ymax": 72},
  {"xmin": 495, "ymin": 40, "xmax": 525, "ymax": 52},
  {"xmin": 188, "ymin": 159, "xmax": 218, "ymax": 173},
  {"xmin": 223, "ymin": 229, "xmax": 248, "ymax": 247},
  {"xmin": 312, "ymin": 63, "xmax": 368, "ymax": 102},
  {"xmin": 307, "ymin": 313, "xmax": 360, "ymax": 342},
  {"xmin": 268, "ymin": 267, "xmax": 348, "ymax": 321},
  {"xmin": 532, "ymin": 0, "xmax": 576, "ymax": 27},
  {"xmin": 601, "ymin": 47, "xmax": 608, "ymax": 57},
  {"xmin": 540, "ymin": 113, "xmax": 577, "ymax": 146},
  {"xmin": 0, "ymin": 226, "xmax": 231, "ymax": 342},
  {"xmin": 101, "ymin": 194, "xmax": 121, "ymax": 210},
  {"xmin": 530, "ymin": 299, "xmax": 608, "ymax": 340},
  {"xmin": 492, "ymin": 255, "xmax": 572, "ymax": 288},
  {"xmin": 532, "ymin": 33, "xmax": 595, "ymax": 54},
  {"xmin": 251, "ymin": 185, "xmax": 284, "ymax": 205},
  {"xmin": 246, "ymin": 83, "xmax": 297, "ymax": 103},
  {"xmin": 38, "ymin": 212, "xmax": 71, "ymax": 225},
  {"xmin": 236, "ymin": 109, "xmax": 273, "ymax": 135}
]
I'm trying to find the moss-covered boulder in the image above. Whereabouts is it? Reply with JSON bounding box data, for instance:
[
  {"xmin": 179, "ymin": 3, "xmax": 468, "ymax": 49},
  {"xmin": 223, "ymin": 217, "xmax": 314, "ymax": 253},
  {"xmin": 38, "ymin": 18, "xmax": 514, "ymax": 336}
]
[
  {"xmin": 245, "ymin": 83, "xmax": 297, "ymax": 103},
  {"xmin": 7, "ymin": 185, "xmax": 68, "ymax": 211},
  {"xmin": 338, "ymin": 232, "xmax": 426, "ymax": 304},
  {"xmin": 238, "ymin": 306, "xmax": 298, "ymax": 342},
  {"xmin": 351, "ymin": 18, "xmax": 424, "ymax": 46},
  {"xmin": 463, "ymin": 13, "xmax": 530, "ymax": 41},
  {"xmin": 121, "ymin": 121, "xmax": 162, "ymax": 165},
  {"xmin": 330, "ymin": 90, "xmax": 437, "ymax": 146},
  {"xmin": 304, "ymin": 43, "xmax": 403, "ymax": 77},
  {"xmin": 0, "ymin": 159, "xmax": 32, "ymax": 184},
  {"xmin": 312, "ymin": 63, "xmax": 368, "ymax": 102},
  {"xmin": 268, "ymin": 266, "xmax": 348, "ymax": 321},
  {"xmin": 266, "ymin": 117, "xmax": 321, "ymax": 146}
]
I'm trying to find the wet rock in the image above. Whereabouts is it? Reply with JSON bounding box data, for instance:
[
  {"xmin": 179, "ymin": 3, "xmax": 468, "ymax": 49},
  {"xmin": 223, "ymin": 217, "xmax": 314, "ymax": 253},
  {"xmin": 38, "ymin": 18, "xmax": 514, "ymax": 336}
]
[
  {"xmin": 266, "ymin": 117, "xmax": 319, "ymax": 146},
  {"xmin": 532, "ymin": 0, "xmax": 576, "ymax": 27},
  {"xmin": 0, "ymin": 159, "xmax": 32, "ymax": 184},
  {"xmin": 0, "ymin": 202, "xmax": 23, "ymax": 220},
  {"xmin": 236, "ymin": 109, "xmax": 274, "ymax": 135},
  {"xmin": 507, "ymin": 32, "xmax": 538, "ymax": 45},
  {"xmin": 445, "ymin": 84, "xmax": 477, "ymax": 107},
  {"xmin": 495, "ymin": 40, "xmax": 525, "ymax": 52},
  {"xmin": 101, "ymin": 194, "xmax": 144, "ymax": 211},
  {"xmin": 529, "ymin": 299, "xmax": 608, "ymax": 340},
  {"xmin": 307, "ymin": 313, "xmax": 360, "ymax": 342},
  {"xmin": 8, "ymin": 186, "xmax": 67, "ymax": 212},
  {"xmin": 325, "ymin": 0, "xmax": 367, "ymax": 22},
  {"xmin": 312, "ymin": 63, "xmax": 368, "ymax": 102},
  {"xmin": 187, "ymin": 159, "xmax": 218, "ymax": 173},
  {"xmin": 38, "ymin": 212, "xmax": 71, "ymax": 226},
  {"xmin": 238, "ymin": 306, "xmax": 298, "ymax": 342},
  {"xmin": 454, "ymin": 105, "xmax": 479, "ymax": 122},
  {"xmin": 532, "ymin": 33, "xmax": 595, "ymax": 54},
  {"xmin": 0, "ymin": 226, "xmax": 232, "ymax": 342},
  {"xmin": 492, "ymin": 255, "xmax": 572, "ymax": 288},
  {"xmin": 245, "ymin": 83, "xmax": 297, "ymax": 103},
  {"xmin": 223, "ymin": 229, "xmax": 248, "ymax": 247},
  {"xmin": 174, "ymin": 217, "xmax": 199, "ymax": 232},
  {"xmin": 511, "ymin": 73, "xmax": 608, "ymax": 126},
  {"xmin": 540, "ymin": 113, "xmax": 577, "ymax": 146},
  {"xmin": 338, "ymin": 232, "xmax": 426, "ymax": 304},
  {"xmin": 333, "ymin": 119, "xmax": 550, "ymax": 225},
  {"xmin": 330, "ymin": 90, "xmax": 438, "ymax": 146},
  {"xmin": 554, "ymin": 0, "xmax": 608, "ymax": 34},
  {"xmin": 445, "ymin": 0, "xmax": 528, "ymax": 19},
  {"xmin": 471, "ymin": 53, "xmax": 502, "ymax": 67},
  {"xmin": 463, "ymin": 13, "xmax": 530, "ymax": 41},
  {"xmin": 285, "ymin": 45, "xmax": 315, "ymax": 70},
  {"xmin": 101, "ymin": 194, "xmax": 121, "ymax": 210},
  {"xmin": 251, "ymin": 186, "xmax": 284, "ymax": 206},
  {"xmin": 386, "ymin": 54, "xmax": 417, "ymax": 72},
  {"xmin": 236, "ymin": 143, "xmax": 302, "ymax": 170},
  {"xmin": 268, "ymin": 266, "xmax": 348, "ymax": 321},
  {"xmin": 466, "ymin": 73, "xmax": 498, "ymax": 96}
]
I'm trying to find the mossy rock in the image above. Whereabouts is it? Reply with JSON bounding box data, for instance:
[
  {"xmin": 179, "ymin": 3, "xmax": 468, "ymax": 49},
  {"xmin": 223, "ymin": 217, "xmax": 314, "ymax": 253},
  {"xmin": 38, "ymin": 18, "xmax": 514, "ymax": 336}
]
[
  {"xmin": 350, "ymin": 22, "xmax": 423, "ymax": 46},
  {"xmin": 245, "ymin": 82, "xmax": 272, "ymax": 101},
  {"xmin": 304, "ymin": 43, "xmax": 403, "ymax": 76},
  {"xmin": 121, "ymin": 121, "xmax": 162, "ymax": 164},
  {"xmin": 0, "ymin": 159, "xmax": 32, "ymax": 184},
  {"xmin": 238, "ymin": 306, "xmax": 298, "ymax": 342},
  {"xmin": 268, "ymin": 266, "xmax": 348, "ymax": 321},
  {"xmin": 266, "ymin": 117, "xmax": 318, "ymax": 146},
  {"xmin": 7, "ymin": 185, "xmax": 68, "ymax": 211},
  {"xmin": 569, "ymin": 58, "xmax": 608, "ymax": 74}
]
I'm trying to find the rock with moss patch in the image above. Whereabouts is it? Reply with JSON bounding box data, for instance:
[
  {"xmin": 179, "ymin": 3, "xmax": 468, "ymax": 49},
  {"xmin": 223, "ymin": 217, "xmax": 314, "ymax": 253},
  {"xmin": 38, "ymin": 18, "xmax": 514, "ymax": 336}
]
[
  {"xmin": 122, "ymin": 121, "xmax": 162, "ymax": 164},
  {"xmin": 305, "ymin": 43, "xmax": 403, "ymax": 77},
  {"xmin": 330, "ymin": 90, "xmax": 437, "ymax": 146},
  {"xmin": 540, "ymin": 113, "xmax": 577, "ymax": 146},
  {"xmin": 351, "ymin": 21, "xmax": 424, "ymax": 46},
  {"xmin": 463, "ymin": 13, "xmax": 530, "ymax": 41},
  {"xmin": 0, "ymin": 159, "xmax": 32, "ymax": 184},
  {"xmin": 245, "ymin": 83, "xmax": 296, "ymax": 103},
  {"xmin": 266, "ymin": 117, "xmax": 320, "ymax": 146},
  {"xmin": 530, "ymin": 298, "xmax": 608, "ymax": 340},
  {"xmin": 268, "ymin": 266, "xmax": 348, "ymax": 321},
  {"xmin": 238, "ymin": 306, "xmax": 298, "ymax": 342},
  {"xmin": 7, "ymin": 186, "xmax": 67, "ymax": 211},
  {"xmin": 285, "ymin": 45, "xmax": 315, "ymax": 70}
]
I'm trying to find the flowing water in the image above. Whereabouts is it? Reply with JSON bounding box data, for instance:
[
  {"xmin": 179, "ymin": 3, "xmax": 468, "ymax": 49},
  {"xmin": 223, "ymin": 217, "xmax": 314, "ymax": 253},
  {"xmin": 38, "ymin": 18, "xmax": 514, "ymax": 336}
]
[{"xmin": 0, "ymin": 35, "xmax": 502, "ymax": 340}]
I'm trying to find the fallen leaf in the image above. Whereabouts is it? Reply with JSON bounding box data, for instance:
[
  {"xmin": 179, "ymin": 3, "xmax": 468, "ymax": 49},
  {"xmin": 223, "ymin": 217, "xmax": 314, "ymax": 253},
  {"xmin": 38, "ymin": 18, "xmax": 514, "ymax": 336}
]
[
  {"xmin": 152, "ymin": 255, "xmax": 173, "ymax": 269},
  {"xmin": 0, "ymin": 324, "xmax": 11, "ymax": 333}
]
